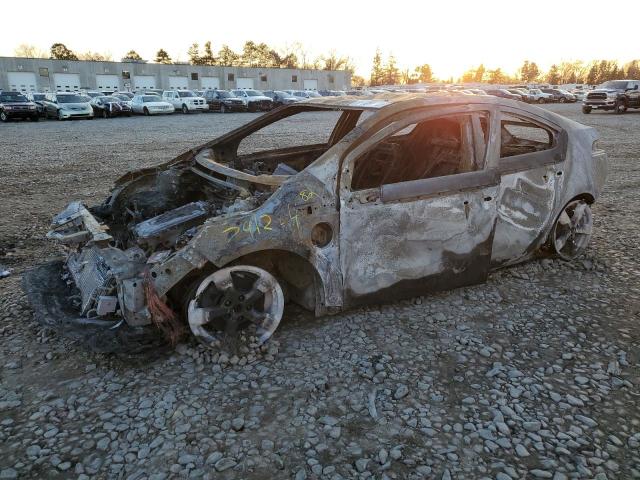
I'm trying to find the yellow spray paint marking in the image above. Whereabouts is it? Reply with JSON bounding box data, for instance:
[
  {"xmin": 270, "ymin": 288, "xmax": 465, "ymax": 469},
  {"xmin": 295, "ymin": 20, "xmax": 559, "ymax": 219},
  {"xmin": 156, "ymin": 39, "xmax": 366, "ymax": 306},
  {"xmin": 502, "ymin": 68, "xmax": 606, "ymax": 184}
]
[
  {"xmin": 298, "ymin": 190, "xmax": 317, "ymax": 202},
  {"xmin": 223, "ymin": 214, "xmax": 274, "ymax": 243}
]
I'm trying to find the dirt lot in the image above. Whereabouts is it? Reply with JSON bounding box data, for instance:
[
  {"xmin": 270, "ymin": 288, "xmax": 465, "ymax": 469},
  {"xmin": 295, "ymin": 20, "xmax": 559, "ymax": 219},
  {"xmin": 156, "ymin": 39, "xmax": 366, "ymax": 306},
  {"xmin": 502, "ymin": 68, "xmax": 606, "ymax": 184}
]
[{"xmin": 0, "ymin": 104, "xmax": 639, "ymax": 479}]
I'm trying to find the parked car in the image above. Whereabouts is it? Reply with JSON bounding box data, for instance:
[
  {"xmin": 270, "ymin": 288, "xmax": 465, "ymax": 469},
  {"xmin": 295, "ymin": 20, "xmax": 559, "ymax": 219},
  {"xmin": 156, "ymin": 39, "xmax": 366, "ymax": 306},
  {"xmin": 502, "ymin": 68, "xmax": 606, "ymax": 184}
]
[
  {"xmin": 263, "ymin": 90, "xmax": 301, "ymax": 107},
  {"xmin": 202, "ymin": 90, "xmax": 246, "ymax": 113},
  {"xmin": 42, "ymin": 92, "xmax": 94, "ymax": 120},
  {"xmin": 162, "ymin": 90, "xmax": 208, "ymax": 114},
  {"xmin": 486, "ymin": 89, "xmax": 521, "ymax": 101},
  {"xmin": 26, "ymin": 92, "xmax": 48, "ymax": 117},
  {"xmin": 0, "ymin": 91, "xmax": 39, "ymax": 122},
  {"xmin": 114, "ymin": 91, "xmax": 135, "ymax": 99},
  {"xmin": 30, "ymin": 93, "xmax": 607, "ymax": 352},
  {"xmin": 291, "ymin": 90, "xmax": 323, "ymax": 99},
  {"xmin": 231, "ymin": 89, "xmax": 274, "ymax": 112},
  {"xmin": 84, "ymin": 91, "xmax": 103, "ymax": 99},
  {"xmin": 90, "ymin": 96, "xmax": 132, "ymax": 118},
  {"xmin": 130, "ymin": 95, "xmax": 175, "ymax": 115},
  {"xmin": 112, "ymin": 94, "xmax": 133, "ymax": 108},
  {"xmin": 582, "ymin": 80, "xmax": 640, "ymax": 114},
  {"xmin": 527, "ymin": 88, "xmax": 554, "ymax": 104},
  {"xmin": 541, "ymin": 88, "xmax": 576, "ymax": 103},
  {"xmin": 571, "ymin": 90, "xmax": 586, "ymax": 101},
  {"xmin": 505, "ymin": 88, "xmax": 532, "ymax": 102}
]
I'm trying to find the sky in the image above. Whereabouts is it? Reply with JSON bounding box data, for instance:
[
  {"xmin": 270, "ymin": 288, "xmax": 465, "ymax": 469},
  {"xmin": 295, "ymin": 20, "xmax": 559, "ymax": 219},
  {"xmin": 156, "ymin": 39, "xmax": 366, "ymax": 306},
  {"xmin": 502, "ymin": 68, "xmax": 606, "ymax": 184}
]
[{"xmin": 1, "ymin": 0, "xmax": 637, "ymax": 80}]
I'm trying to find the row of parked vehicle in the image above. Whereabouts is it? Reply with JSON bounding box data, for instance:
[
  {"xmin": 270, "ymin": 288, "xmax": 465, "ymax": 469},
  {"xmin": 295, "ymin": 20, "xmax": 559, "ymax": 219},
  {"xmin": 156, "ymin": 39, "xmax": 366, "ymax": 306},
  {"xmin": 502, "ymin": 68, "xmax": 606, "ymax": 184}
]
[{"xmin": 0, "ymin": 88, "xmax": 346, "ymax": 122}]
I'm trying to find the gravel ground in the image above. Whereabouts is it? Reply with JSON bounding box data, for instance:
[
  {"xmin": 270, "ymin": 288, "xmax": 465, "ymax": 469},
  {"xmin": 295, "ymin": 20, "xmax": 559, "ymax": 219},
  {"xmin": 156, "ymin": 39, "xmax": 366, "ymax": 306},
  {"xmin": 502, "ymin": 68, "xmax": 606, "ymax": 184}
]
[{"xmin": 0, "ymin": 104, "xmax": 639, "ymax": 480}]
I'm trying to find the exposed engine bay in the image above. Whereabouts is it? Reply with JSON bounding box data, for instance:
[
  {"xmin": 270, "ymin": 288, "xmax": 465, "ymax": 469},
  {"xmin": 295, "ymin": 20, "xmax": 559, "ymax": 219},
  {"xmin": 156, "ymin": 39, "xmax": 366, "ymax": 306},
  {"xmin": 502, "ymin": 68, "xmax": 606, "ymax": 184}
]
[{"xmin": 45, "ymin": 145, "xmax": 318, "ymax": 326}]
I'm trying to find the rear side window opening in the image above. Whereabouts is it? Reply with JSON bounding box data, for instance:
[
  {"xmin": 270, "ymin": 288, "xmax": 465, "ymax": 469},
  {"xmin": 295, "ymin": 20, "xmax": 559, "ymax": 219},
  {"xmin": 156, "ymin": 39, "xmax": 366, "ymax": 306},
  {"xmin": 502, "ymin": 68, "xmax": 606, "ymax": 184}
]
[{"xmin": 500, "ymin": 113, "xmax": 555, "ymax": 158}]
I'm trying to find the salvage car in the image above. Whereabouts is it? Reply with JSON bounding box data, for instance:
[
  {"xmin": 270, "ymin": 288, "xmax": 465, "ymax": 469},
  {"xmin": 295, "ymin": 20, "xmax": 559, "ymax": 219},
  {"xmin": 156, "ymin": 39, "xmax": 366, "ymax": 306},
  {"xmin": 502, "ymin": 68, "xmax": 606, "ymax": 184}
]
[
  {"xmin": 582, "ymin": 80, "xmax": 640, "ymax": 114},
  {"xmin": 162, "ymin": 90, "xmax": 208, "ymax": 114},
  {"xmin": 42, "ymin": 92, "xmax": 94, "ymax": 120},
  {"xmin": 263, "ymin": 90, "xmax": 301, "ymax": 107},
  {"xmin": 90, "ymin": 96, "xmax": 133, "ymax": 118},
  {"xmin": 25, "ymin": 93, "xmax": 607, "ymax": 352},
  {"xmin": 231, "ymin": 89, "xmax": 274, "ymax": 112},
  {"xmin": 0, "ymin": 91, "xmax": 39, "ymax": 122},
  {"xmin": 202, "ymin": 90, "xmax": 247, "ymax": 113},
  {"xmin": 131, "ymin": 95, "xmax": 175, "ymax": 115}
]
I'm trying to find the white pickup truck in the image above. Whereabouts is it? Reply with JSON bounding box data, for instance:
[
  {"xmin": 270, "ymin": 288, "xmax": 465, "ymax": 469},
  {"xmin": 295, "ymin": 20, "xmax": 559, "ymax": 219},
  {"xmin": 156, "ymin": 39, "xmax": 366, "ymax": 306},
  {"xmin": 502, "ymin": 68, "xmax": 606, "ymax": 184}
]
[
  {"xmin": 161, "ymin": 90, "xmax": 208, "ymax": 113},
  {"xmin": 527, "ymin": 88, "xmax": 554, "ymax": 104}
]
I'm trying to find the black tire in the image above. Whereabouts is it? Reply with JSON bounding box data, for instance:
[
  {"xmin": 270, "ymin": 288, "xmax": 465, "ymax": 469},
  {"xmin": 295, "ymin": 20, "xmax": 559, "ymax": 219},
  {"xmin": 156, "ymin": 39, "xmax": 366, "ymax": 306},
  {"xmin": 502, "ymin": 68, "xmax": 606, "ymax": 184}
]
[
  {"xmin": 614, "ymin": 100, "xmax": 627, "ymax": 114},
  {"xmin": 0, "ymin": 111, "xmax": 8, "ymax": 122},
  {"xmin": 143, "ymin": 107, "xmax": 149, "ymax": 116},
  {"xmin": 102, "ymin": 109, "xmax": 109, "ymax": 119},
  {"xmin": 559, "ymin": 97, "xmax": 566, "ymax": 103},
  {"xmin": 31, "ymin": 115, "xmax": 39, "ymax": 122},
  {"xmin": 220, "ymin": 104, "xmax": 227, "ymax": 113},
  {"xmin": 537, "ymin": 98, "xmax": 545, "ymax": 104},
  {"xmin": 582, "ymin": 106, "xmax": 592, "ymax": 114},
  {"xmin": 182, "ymin": 104, "xmax": 189, "ymax": 114},
  {"xmin": 57, "ymin": 110, "xmax": 64, "ymax": 121}
]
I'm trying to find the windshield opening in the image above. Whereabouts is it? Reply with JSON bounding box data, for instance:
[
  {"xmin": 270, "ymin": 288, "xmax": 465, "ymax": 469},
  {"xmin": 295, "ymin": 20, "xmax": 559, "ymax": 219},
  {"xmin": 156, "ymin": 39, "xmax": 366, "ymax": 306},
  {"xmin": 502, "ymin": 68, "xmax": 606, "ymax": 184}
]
[
  {"xmin": 600, "ymin": 80, "xmax": 629, "ymax": 90},
  {"xmin": 143, "ymin": 96, "xmax": 162, "ymax": 102},
  {"xmin": 0, "ymin": 93, "xmax": 28, "ymax": 102},
  {"xmin": 177, "ymin": 91, "xmax": 195, "ymax": 98}
]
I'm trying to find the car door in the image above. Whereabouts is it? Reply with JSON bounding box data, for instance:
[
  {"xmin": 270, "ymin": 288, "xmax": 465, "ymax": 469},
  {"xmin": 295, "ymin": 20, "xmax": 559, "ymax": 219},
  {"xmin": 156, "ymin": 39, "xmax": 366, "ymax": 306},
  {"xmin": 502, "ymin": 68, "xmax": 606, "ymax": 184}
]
[
  {"xmin": 628, "ymin": 81, "xmax": 640, "ymax": 107},
  {"xmin": 211, "ymin": 92, "xmax": 222, "ymax": 111},
  {"xmin": 339, "ymin": 107, "xmax": 499, "ymax": 306},
  {"xmin": 487, "ymin": 107, "xmax": 567, "ymax": 266}
]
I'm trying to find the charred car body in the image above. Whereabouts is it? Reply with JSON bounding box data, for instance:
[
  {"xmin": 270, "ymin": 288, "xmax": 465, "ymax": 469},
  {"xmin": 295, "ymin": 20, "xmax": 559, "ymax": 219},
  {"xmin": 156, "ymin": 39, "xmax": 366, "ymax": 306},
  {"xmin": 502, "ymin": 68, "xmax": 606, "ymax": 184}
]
[{"xmin": 25, "ymin": 94, "xmax": 607, "ymax": 352}]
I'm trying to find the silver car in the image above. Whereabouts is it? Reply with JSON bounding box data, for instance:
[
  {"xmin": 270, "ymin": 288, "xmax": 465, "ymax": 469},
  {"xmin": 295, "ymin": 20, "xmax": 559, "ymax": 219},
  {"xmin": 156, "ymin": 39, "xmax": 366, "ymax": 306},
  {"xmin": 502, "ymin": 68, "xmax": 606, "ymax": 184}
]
[{"xmin": 42, "ymin": 92, "xmax": 94, "ymax": 120}]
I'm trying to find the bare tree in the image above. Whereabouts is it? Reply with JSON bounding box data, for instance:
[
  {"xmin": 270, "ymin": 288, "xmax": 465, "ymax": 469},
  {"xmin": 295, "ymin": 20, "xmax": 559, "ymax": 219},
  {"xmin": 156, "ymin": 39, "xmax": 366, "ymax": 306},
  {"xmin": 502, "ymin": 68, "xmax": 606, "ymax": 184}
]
[{"xmin": 14, "ymin": 44, "xmax": 47, "ymax": 58}]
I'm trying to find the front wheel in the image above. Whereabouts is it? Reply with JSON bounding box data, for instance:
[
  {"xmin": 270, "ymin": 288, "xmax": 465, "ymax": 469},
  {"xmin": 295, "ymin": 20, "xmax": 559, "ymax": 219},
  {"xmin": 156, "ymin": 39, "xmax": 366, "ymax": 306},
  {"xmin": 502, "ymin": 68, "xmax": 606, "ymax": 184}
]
[
  {"xmin": 551, "ymin": 200, "xmax": 593, "ymax": 261},
  {"xmin": 0, "ymin": 111, "xmax": 8, "ymax": 122},
  {"xmin": 181, "ymin": 104, "xmax": 189, "ymax": 114},
  {"xmin": 102, "ymin": 109, "xmax": 109, "ymax": 119},
  {"xmin": 537, "ymin": 98, "xmax": 545, "ymax": 104},
  {"xmin": 30, "ymin": 115, "xmax": 39, "ymax": 122},
  {"xmin": 559, "ymin": 97, "xmax": 566, "ymax": 103},
  {"xmin": 187, "ymin": 266, "xmax": 284, "ymax": 349},
  {"xmin": 143, "ymin": 107, "xmax": 149, "ymax": 116},
  {"xmin": 614, "ymin": 100, "xmax": 627, "ymax": 114},
  {"xmin": 582, "ymin": 106, "xmax": 592, "ymax": 114},
  {"xmin": 57, "ymin": 110, "xmax": 64, "ymax": 121},
  {"xmin": 220, "ymin": 104, "xmax": 227, "ymax": 113}
]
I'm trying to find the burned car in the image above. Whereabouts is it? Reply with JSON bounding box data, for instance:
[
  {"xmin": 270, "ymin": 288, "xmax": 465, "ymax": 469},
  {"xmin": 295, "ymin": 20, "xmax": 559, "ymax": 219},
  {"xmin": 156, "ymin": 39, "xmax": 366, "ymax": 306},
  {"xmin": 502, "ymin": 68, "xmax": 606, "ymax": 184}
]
[{"xmin": 25, "ymin": 93, "xmax": 607, "ymax": 352}]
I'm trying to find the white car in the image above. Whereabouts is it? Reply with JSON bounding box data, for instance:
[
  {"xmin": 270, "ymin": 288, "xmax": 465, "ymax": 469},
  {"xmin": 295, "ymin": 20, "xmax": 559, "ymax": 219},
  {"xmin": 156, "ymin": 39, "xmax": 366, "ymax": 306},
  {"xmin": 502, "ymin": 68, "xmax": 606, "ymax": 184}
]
[
  {"xmin": 231, "ymin": 89, "xmax": 274, "ymax": 112},
  {"xmin": 131, "ymin": 95, "xmax": 175, "ymax": 115},
  {"xmin": 527, "ymin": 88, "xmax": 554, "ymax": 104},
  {"xmin": 161, "ymin": 90, "xmax": 208, "ymax": 113}
]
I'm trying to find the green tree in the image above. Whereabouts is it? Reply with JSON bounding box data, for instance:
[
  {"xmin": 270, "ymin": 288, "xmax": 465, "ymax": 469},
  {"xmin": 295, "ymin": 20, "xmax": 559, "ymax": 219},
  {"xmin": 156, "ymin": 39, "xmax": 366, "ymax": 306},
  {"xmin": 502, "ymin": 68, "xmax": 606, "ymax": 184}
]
[
  {"xmin": 187, "ymin": 43, "xmax": 202, "ymax": 65},
  {"xmin": 383, "ymin": 53, "xmax": 400, "ymax": 85},
  {"xmin": 487, "ymin": 68, "xmax": 508, "ymax": 84},
  {"xmin": 155, "ymin": 49, "xmax": 172, "ymax": 64},
  {"xmin": 217, "ymin": 45, "xmax": 239, "ymax": 66},
  {"xmin": 546, "ymin": 64, "xmax": 561, "ymax": 85},
  {"xmin": 415, "ymin": 64, "xmax": 434, "ymax": 83},
  {"xmin": 201, "ymin": 41, "xmax": 216, "ymax": 65},
  {"xmin": 460, "ymin": 68, "xmax": 475, "ymax": 83},
  {"xmin": 122, "ymin": 50, "xmax": 143, "ymax": 61},
  {"xmin": 370, "ymin": 48, "xmax": 384, "ymax": 86},
  {"xmin": 50, "ymin": 43, "xmax": 78, "ymax": 60},
  {"xmin": 626, "ymin": 60, "xmax": 640, "ymax": 79}
]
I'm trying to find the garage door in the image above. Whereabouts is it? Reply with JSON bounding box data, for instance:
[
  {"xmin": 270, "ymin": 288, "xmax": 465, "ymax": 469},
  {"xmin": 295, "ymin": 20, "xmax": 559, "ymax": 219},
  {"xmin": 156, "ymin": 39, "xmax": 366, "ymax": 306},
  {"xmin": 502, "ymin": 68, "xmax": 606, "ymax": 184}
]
[
  {"xmin": 303, "ymin": 79, "xmax": 318, "ymax": 91},
  {"xmin": 201, "ymin": 76, "xmax": 220, "ymax": 90},
  {"xmin": 95, "ymin": 74, "xmax": 119, "ymax": 92},
  {"xmin": 54, "ymin": 73, "xmax": 81, "ymax": 91},
  {"xmin": 7, "ymin": 72, "xmax": 38, "ymax": 93},
  {"xmin": 133, "ymin": 75, "xmax": 156, "ymax": 90},
  {"xmin": 236, "ymin": 78, "xmax": 255, "ymax": 89},
  {"xmin": 169, "ymin": 76, "xmax": 189, "ymax": 90}
]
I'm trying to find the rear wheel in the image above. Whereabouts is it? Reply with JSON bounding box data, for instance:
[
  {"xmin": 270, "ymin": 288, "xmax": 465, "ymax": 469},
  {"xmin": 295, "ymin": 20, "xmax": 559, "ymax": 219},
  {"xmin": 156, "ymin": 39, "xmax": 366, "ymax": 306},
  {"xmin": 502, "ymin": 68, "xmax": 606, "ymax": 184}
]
[
  {"xmin": 551, "ymin": 200, "xmax": 593, "ymax": 260},
  {"xmin": 187, "ymin": 266, "xmax": 284, "ymax": 349}
]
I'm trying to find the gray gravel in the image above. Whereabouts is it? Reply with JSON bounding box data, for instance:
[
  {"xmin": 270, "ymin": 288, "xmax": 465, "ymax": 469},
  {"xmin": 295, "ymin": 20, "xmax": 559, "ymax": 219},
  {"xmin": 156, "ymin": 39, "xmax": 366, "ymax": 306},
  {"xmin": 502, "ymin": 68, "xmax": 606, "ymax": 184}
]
[{"xmin": 0, "ymin": 104, "xmax": 639, "ymax": 479}]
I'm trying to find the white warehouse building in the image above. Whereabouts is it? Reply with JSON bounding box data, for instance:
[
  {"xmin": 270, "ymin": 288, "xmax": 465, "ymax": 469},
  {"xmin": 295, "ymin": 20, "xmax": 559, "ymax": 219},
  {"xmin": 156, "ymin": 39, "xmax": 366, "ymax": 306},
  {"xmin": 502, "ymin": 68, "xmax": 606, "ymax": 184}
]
[{"xmin": 0, "ymin": 57, "xmax": 351, "ymax": 94}]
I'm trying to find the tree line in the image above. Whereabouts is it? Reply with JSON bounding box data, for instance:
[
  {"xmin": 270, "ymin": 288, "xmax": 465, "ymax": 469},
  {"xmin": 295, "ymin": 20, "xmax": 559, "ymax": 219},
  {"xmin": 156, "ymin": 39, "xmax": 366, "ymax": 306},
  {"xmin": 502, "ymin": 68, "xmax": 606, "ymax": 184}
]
[
  {"xmin": 368, "ymin": 49, "xmax": 640, "ymax": 86},
  {"xmin": 13, "ymin": 42, "xmax": 354, "ymax": 72}
]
